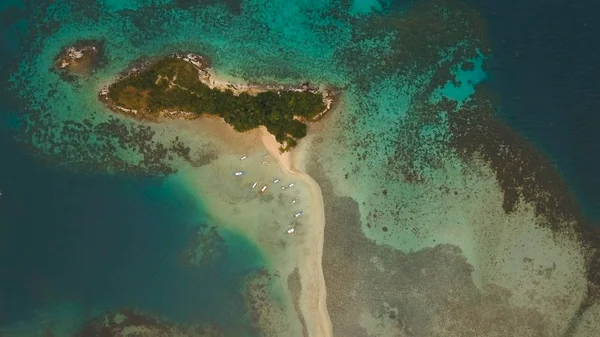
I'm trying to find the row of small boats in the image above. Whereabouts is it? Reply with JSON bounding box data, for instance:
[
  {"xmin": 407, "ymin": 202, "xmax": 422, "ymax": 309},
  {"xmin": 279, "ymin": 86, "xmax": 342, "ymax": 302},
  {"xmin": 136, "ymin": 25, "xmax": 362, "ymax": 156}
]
[
  {"xmin": 234, "ymin": 154, "xmax": 301, "ymax": 235},
  {"xmin": 233, "ymin": 171, "xmax": 296, "ymax": 194}
]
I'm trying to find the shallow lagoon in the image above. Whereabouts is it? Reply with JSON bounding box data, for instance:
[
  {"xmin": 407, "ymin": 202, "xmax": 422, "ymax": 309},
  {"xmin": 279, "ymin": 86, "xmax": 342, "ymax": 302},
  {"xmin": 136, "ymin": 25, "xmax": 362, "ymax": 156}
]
[{"xmin": 2, "ymin": 0, "xmax": 600, "ymax": 336}]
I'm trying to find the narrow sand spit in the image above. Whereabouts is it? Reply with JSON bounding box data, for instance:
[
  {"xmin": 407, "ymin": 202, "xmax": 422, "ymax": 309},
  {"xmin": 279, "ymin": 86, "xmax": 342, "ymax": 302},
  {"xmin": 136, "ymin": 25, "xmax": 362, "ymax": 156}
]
[
  {"xmin": 168, "ymin": 115, "xmax": 333, "ymax": 337},
  {"xmin": 260, "ymin": 127, "xmax": 333, "ymax": 337}
]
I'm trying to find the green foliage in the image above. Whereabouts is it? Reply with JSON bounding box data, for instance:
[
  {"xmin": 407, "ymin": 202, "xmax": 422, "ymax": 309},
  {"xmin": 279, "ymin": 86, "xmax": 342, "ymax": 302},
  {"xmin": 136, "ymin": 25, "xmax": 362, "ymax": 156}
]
[{"xmin": 108, "ymin": 58, "xmax": 325, "ymax": 149}]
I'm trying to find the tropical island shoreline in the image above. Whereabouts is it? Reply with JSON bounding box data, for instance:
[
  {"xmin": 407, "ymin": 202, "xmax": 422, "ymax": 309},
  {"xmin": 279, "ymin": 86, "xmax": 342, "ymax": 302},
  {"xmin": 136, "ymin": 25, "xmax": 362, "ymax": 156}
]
[
  {"xmin": 95, "ymin": 52, "xmax": 335, "ymax": 336},
  {"xmin": 99, "ymin": 52, "xmax": 336, "ymax": 151},
  {"xmin": 261, "ymin": 127, "xmax": 332, "ymax": 337},
  {"xmin": 51, "ymin": 39, "xmax": 106, "ymax": 83}
]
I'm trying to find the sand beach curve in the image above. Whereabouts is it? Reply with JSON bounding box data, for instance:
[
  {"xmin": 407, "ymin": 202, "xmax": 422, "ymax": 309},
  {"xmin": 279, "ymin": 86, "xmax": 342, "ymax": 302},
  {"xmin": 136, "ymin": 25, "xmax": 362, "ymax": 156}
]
[
  {"xmin": 260, "ymin": 127, "xmax": 333, "ymax": 337},
  {"xmin": 92, "ymin": 48, "xmax": 336, "ymax": 336}
]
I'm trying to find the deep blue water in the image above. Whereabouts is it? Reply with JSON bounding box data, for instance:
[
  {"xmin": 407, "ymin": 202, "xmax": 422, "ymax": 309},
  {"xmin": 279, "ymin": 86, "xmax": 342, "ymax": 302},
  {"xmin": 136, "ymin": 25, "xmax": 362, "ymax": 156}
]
[
  {"xmin": 0, "ymin": 127, "xmax": 260, "ymax": 332},
  {"xmin": 0, "ymin": 125, "xmax": 262, "ymax": 334},
  {"xmin": 465, "ymin": 0, "xmax": 600, "ymax": 222}
]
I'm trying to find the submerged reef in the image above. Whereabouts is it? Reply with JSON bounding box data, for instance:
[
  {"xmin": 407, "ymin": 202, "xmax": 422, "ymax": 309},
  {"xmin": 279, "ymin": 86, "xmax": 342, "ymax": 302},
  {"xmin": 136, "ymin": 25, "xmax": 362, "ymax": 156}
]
[
  {"xmin": 304, "ymin": 0, "xmax": 600, "ymax": 336},
  {"xmin": 19, "ymin": 114, "xmax": 217, "ymax": 176},
  {"xmin": 52, "ymin": 40, "xmax": 105, "ymax": 81},
  {"xmin": 287, "ymin": 268, "xmax": 309, "ymax": 337},
  {"xmin": 74, "ymin": 308, "xmax": 224, "ymax": 337},
  {"xmin": 102, "ymin": 54, "xmax": 333, "ymax": 150},
  {"xmin": 243, "ymin": 269, "xmax": 296, "ymax": 337},
  {"xmin": 6, "ymin": 0, "xmax": 600, "ymax": 335},
  {"xmin": 180, "ymin": 225, "xmax": 226, "ymax": 267}
]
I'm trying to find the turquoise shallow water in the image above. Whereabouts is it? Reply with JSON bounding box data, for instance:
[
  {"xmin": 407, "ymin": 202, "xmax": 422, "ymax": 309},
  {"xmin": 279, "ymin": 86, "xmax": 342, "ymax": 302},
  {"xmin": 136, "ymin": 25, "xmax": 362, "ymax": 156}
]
[{"xmin": 2, "ymin": 0, "xmax": 600, "ymax": 335}]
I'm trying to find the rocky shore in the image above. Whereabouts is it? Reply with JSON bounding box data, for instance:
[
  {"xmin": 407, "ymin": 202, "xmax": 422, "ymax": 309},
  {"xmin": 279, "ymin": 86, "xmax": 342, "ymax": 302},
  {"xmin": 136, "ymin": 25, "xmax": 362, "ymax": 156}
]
[
  {"xmin": 53, "ymin": 39, "xmax": 105, "ymax": 80},
  {"xmin": 99, "ymin": 52, "xmax": 336, "ymax": 124}
]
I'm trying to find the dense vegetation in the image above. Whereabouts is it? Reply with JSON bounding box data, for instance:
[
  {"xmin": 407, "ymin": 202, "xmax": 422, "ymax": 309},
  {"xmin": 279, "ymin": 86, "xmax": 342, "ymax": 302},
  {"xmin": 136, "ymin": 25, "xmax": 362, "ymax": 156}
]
[{"xmin": 107, "ymin": 58, "xmax": 326, "ymax": 149}]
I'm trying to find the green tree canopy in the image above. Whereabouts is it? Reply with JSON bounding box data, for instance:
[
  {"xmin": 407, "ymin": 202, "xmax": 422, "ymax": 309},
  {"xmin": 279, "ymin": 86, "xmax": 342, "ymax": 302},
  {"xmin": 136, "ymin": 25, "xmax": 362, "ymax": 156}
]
[{"xmin": 107, "ymin": 57, "xmax": 326, "ymax": 150}]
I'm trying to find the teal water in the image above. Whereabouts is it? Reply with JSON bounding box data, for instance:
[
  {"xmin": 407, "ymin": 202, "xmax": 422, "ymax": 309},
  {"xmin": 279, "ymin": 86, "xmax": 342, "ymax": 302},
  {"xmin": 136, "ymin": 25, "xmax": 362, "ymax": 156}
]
[
  {"xmin": 1, "ymin": 0, "xmax": 268, "ymax": 335},
  {"xmin": 0, "ymin": 129, "xmax": 264, "ymax": 334},
  {"xmin": 431, "ymin": 49, "xmax": 487, "ymax": 106},
  {"xmin": 3, "ymin": 0, "xmax": 599, "ymax": 335},
  {"xmin": 464, "ymin": 0, "xmax": 600, "ymax": 221}
]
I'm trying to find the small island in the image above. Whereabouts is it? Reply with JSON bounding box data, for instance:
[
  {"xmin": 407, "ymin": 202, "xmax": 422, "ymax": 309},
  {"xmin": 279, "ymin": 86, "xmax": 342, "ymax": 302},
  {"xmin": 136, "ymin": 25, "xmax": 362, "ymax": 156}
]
[
  {"xmin": 53, "ymin": 39, "xmax": 105, "ymax": 80},
  {"xmin": 101, "ymin": 53, "xmax": 333, "ymax": 150}
]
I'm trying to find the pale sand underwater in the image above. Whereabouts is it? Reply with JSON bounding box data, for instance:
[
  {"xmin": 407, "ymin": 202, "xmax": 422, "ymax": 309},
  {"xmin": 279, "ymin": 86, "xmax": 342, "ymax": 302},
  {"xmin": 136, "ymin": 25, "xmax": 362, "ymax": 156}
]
[
  {"xmin": 167, "ymin": 115, "xmax": 332, "ymax": 337},
  {"xmin": 7, "ymin": 0, "xmax": 600, "ymax": 335},
  {"xmin": 127, "ymin": 82, "xmax": 598, "ymax": 337},
  {"xmin": 260, "ymin": 127, "xmax": 332, "ymax": 337}
]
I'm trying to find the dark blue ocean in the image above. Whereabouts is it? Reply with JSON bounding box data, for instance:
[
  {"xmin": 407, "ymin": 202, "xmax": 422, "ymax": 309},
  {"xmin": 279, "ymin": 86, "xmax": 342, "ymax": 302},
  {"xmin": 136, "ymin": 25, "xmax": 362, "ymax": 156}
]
[
  {"xmin": 0, "ymin": 127, "xmax": 258, "ymax": 325},
  {"xmin": 0, "ymin": 131, "xmax": 262, "ymax": 333},
  {"xmin": 465, "ymin": 0, "xmax": 600, "ymax": 222}
]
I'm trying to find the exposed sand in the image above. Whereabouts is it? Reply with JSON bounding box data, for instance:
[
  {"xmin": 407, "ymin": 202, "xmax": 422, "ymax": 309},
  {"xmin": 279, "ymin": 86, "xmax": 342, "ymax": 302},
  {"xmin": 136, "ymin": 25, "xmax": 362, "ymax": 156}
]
[
  {"xmin": 97, "ymin": 56, "xmax": 335, "ymax": 335},
  {"xmin": 156, "ymin": 58, "xmax": 334, "ymax": 335},
  {"xmin": 162, "ymin": 114, "xmax": 332, "ymax": 337},
  {"xmin": 260, "ymin": 127, "xmax": 333, "ymax": 337}
]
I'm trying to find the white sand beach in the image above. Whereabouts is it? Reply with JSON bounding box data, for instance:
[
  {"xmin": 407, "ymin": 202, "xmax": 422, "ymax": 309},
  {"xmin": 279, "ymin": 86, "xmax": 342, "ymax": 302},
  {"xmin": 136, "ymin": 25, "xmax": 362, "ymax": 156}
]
[
  {"xmin": 99, "ymin": 57, "xmax": 335, "ymax": 335},
  {"xmin": 166, "ymin": 115, "xmax": 332, "ymax": 337},
  {"xmin": 260, "ymin": 127, "xmax": 333, "ymax": 337}
]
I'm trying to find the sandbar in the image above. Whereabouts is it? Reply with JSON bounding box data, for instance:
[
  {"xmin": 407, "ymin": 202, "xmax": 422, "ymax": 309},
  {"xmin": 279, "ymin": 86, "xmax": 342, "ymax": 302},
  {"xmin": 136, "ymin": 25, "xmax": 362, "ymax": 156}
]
[
  {"xmin": 164, "ymin": 114, "xmax": 333, "ymax": 336},
  {"xmin": 100, "ymin": 54, "xmax": 335, "ymax": 335},
  {"xmin": 261, "ymin": 127, "xmax": 332, "ymax": 337}
]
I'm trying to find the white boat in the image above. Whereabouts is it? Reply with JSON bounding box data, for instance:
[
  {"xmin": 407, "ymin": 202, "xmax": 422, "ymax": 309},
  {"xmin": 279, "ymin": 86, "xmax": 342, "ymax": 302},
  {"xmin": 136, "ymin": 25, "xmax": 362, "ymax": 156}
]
[
  {"xmin": 273, "ymin": 178, "xmax": 280, "ymax": 183},
  {"xmin": 288, "ymin": 182, "xmax": 295, "ymax": 188},
  {"xmin": 291, "ymin": 198, "xmax": 297, "ymax": 204},
  {"xmin": 233, "ymin": 171, "xmax": 245, "ymax": 176},
  {"xmin": 281, "ymin": 186, "xmax": 286, "ymax": 190},
  {"xmin": 286, "ymin": 227, "xmax": 296, "ymax": 235},
  {"xmin": 240, "ymin": 155, "xmax": 247, "ymax": 160},
  {"xmin": 260, "ymin": 185, "xmax": 268, "ymax": 193},
  {"xmin": 294, "ymin": 211, "xmax": 303, "ymax": 218},
  {"xmin": 251, "ymin": 181, "xmax": 258, "ymax": 189}
]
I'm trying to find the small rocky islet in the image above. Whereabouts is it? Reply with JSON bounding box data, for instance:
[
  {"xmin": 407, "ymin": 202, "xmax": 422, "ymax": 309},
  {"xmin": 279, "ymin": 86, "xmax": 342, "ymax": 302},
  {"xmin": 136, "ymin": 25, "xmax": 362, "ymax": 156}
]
[{"xmin": 52, "ymin": 39, "xmax": 105, "ymax": 80}]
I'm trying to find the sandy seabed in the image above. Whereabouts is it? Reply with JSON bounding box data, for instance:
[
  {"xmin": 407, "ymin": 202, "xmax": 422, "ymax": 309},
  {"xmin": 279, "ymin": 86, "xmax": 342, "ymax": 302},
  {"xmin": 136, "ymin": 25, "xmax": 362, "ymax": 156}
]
[
  {"xmin": 261, "ymin": 127, "xmax": 332, "ymax": 337},
  {"xmin": 168, "ymin": 114, "xmax": 332, "ymax": 337},
  {"xmin": 93, "ymin": 55, "xmax": 335, "ymax": 336}
]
